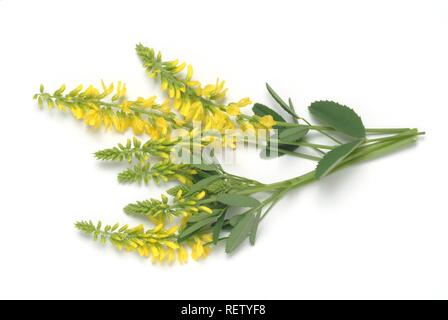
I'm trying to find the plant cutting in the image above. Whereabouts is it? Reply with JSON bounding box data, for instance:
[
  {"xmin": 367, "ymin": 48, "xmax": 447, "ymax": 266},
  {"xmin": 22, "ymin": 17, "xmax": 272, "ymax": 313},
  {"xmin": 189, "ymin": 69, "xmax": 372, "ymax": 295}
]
[{"xmin": 35, "ymin": 44, "xmax": 424, "ymax": 263}]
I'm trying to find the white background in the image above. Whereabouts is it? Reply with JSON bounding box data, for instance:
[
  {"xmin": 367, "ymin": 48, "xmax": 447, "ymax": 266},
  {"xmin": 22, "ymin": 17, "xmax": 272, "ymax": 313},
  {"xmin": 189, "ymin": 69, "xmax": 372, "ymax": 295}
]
[{"xmin": 0, "ymin": 0, "xmax": 447, "ymax": 300}]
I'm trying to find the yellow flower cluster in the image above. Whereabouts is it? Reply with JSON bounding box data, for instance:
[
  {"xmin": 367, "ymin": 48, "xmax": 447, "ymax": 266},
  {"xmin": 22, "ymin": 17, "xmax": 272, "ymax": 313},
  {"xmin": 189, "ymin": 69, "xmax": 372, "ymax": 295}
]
[
  {"xmin": 76, "ymin": 221, "xmax": 211, "ymax": 264},
  {"xmin": 35, "ymin": 82, "xmax": 177, "ymax": 139},
  {"xmin": 136, "ymin": 44, "xmax": 260, "ymax": 131},
  {"xmin": 124, "ymin": 189, "xmax": 214, "ymax": 225}
]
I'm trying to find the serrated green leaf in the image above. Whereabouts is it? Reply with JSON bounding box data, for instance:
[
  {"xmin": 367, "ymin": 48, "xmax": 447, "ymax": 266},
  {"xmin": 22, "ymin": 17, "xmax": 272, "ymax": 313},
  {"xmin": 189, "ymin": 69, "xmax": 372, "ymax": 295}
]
[
  {"xmin": 315, "ymin": 139, "xmax": 363, "ymax": 179},
  {"xmin": 252, "ymin": 103, "xmax": 286, "ymax": 124},
  {"xmin": 217, "ymin": 194, "xmax": 260, "ymax": 207},
  {"xmin": 225, "ymin": 213, "xmax": 256, "ymax": 254},
  {"xmin": 309, "ymin": 101, "xmax": 366, "ymax": 138}
]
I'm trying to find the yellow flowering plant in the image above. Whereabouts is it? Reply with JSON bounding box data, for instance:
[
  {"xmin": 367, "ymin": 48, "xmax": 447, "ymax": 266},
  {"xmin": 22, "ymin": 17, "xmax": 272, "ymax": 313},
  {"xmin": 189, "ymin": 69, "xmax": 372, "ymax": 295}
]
[{"xmin": 35, "ymin": 44, "xmax": 424, "ymax": 263}]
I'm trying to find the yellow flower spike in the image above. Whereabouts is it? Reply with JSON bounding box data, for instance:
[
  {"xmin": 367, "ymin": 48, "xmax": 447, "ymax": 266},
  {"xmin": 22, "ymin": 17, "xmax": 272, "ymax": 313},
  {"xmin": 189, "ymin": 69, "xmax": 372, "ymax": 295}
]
[
  {"xmin": 259, "ymin": 115, "xmax": 276, "ymax": 128},
  {"xmin": 241, "ymin": 121, "xmax": 256, "ymax": 133},
  {"xmin": 168, "ymin": 59, "xmax": 179, "ymax": 67},
  {"xmin": 71, "ymin": 107, "xmax": 84, "ymax": 120},
  {"xmin": 237, "ymin": 97, "xmax": 252, "ymax": 108},
  {"xmin": 161, "ymin": 80, "xmax": 169, "ymax": 91},
  {"xmin": 155, "ymin": 117, "xmax": 169, "ymax": 135},
  {"xmin": 199, "ymin": 206, "xmax": 213, "ymax": 214},
  {"xmin": 112, "ymin": 115, "xmax": 129, "ymax": 133},
  {"xmin": 167, "ymin": 249, "xmax": 175, "ymax": 263},
  {"xmin": 178, "ymin": 246, "xmax": 188, "ymax": 264},
  {"xmin": 227, "ymin": 103, "xmax": 241, "ymax": 116},
  {"xmin": 186, "ymin": 64, "xmax": 193, "ymax": 80},
  {"xmin": 150, "ymin": 245, "xmax": 159, "ymax": 258},
  {"xmin": 131, "ymin": 117, "xmax": 145, "ymax": 135},
  {"xmin": 168, "ymin": 86, "xmax": 175, "ymax": 98},
  {"xmin": 70, "ymin": 84, "xmax": 83, "ymax": 96},
  {"xmin": 160, "ymin": 98, "xmax": 171, "ymax": 113},
  {"xmin": 179, "ymin": 100, "xmax": 191, "ymax": 117},
  {"xmin": 85, "ymin": 85, "xmax": 100, "ymax": 97},
  {"xmin": 192, "ymin": 105, "xmax": 205, "ymax": 122},
  {"xmin": 202, "ymin": 84, "xmax": 215, "ymax": 97},
  {"xmin": 120, "ymin": 101, "xmax": 132, "ymax": 113},
  {"xmin": 152, "ymin": 223, "xmax": 164, "ymax": 233},
  {"xmin": 174, "ymin": 62, "xmax": 186, "ymax": 73},
  {"xmin": 46, "ymin": 99, "xmax": 55, "ymax": 109},
  {"xmin": 56, "ymin": 102, "xmax": 66, "ymax": 111},
  {"xmin": 201, "ymin": 234, "xmax": 213, "ymax": 243},
  {"xmin": 191, "ymin": 240, "xmax": 205, "ymax": 260},
  {"xmin": 175, "ymin": 88, "xmax": 181, "ymax": 100},
  {"xmin": 173, "ymin": 98, "xmax": 182, "ymax": 110},
  {"xmin": 83, "ymin": 109, "xmax": 101, "ymax": 128},
  {"xmin": 145, "ymin": 125, "xmax": 160, "ymax": 139},
  {"xmin": 176, "ymin": 175, "xmax": 187, "ymax": 184},
  {"xmin": 100, "ymin": 79, "xmax": 107, "ymax": 92},
  {"xmin": 143, "ymin": 96, "xmax": 156, "ymax": 108},
  {"xmin": 102, "ymin": 114, "xmax": 112, "ymax": 129},
  {"xmin": 158, "ymin": 248, "xmax": 167, "ymax": 262},
  {"xmin": 118, "ymin": 83, "xmax": 127, "ymax": 98},
  {"xmin": 196, "ymin": 191, "xmax": 206, "ymax": 200},
  {"xmin": 164, "ymin": 241, "xmax": 179, "ymax": 250},
  {"xmin": 138, "ymin": 246, "xmax": 150, "ymax": 257}
]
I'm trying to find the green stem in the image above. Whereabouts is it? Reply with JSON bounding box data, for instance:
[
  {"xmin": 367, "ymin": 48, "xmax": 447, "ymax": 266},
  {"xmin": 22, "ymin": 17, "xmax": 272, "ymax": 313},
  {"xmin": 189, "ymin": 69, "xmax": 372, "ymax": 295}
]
[{"xmin": 240, "ymin": 131, "xmax": 422, "ymax": 196}]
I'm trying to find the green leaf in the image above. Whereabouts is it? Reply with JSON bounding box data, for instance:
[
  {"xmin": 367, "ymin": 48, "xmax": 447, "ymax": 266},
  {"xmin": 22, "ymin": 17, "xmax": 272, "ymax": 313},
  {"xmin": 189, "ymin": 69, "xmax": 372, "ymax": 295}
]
[
  {"xmin": 288, "ymin": 98, "xmax": 299, "ymax": 124},
  {"xmin": 262, "ymin": 126, "xmax": 309, "ymax": 159},
  {"xmin": 39, "ymin": 84, "xmax": 44, "ymax": 93},
  {"xmin": 229, "ymin": 214, "xmax": 246, "ymax": 227},
  {"xmin": 217, "ymin": 194, "xmax": 260, "ymax": 207},
  {"xmin": 315, "ymin": 139, "xmax": 364, "ymax": 179},
  {"xmin": 266, "ymin": 83, "xmax": 298, "ymax": 119},
  {"xmin": 252, "ymin": 103, "xmax": 286, "ymax": 124},
  {"xmin": 178, "ymin": 215, "xmax": 218, "ymax": 242},
  {"xmin": 279, "ymin": 126, "xmax": 309, "ymax": 142},
  {"xmin": 249, "ymin": 210, "xmax": 262, "ymax": 245},
  {"xmin": 192, "ymin": 163, "xmax": 220, "ymax": 172},
  {"xmin": 186, "ymin": 175, "xmax": 222, "ymax": 195},
  {"xmin": 212, "ymin": 212, "xmax": 226, "ymax": 245},
  {"xmin": 225, "ymin": 213, "xmax": 256, "ymax": 254},
  {"xmin": 309, "ymin": 101, "xmax": 366, "ymax": 138}
]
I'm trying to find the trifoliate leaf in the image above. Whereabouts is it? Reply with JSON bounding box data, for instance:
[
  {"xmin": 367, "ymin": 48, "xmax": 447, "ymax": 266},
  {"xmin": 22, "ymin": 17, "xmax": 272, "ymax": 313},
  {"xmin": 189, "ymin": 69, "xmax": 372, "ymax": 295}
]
[
  {"xmin": 217, "ymin": 194, "xmax": 260, "ymax": 207},
  {"xmin": 225, "ymin": 213, "xmax": 256, "ymax": 254},
  {"xmin": 315, "ymin": 139, "xmax": 363, "ymax": 179},
  {"xmin": 309, "ymin": 101, "xmax": 366, "ymax": 139}
]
